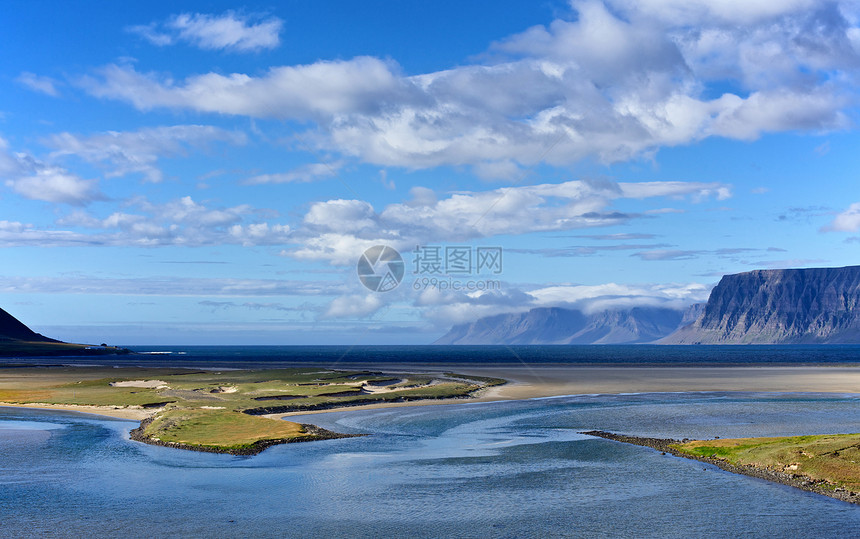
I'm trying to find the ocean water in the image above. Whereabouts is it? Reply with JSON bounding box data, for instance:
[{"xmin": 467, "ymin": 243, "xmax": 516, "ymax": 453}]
[
  {"xmin": 4, "ymin": 344, "xmax": 860, "ymax": 368},
  {"xmin": 2, "ymin": 392, "xmax": 860, "ymax": 538}
]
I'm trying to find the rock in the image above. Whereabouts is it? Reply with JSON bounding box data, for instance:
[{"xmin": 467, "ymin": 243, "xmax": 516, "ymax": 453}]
[{"xmin": 662, "ymin": 265, "xmax": 860, "ymax": 344}]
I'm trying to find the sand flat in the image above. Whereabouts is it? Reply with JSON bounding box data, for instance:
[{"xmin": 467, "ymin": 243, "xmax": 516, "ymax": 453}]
[
  {"xmin": 273, "ymin": 365, "xmax": 860, "ymax": 417},
  {"xmin": 459, "ymin": 365, "xmax": 860, "ymax": 399}
]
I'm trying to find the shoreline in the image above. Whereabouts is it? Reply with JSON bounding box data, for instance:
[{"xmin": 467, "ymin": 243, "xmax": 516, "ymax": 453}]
[
  {"xmin": 581, "ymin": 430, "xmax": 860, "ymax": 506},
  {"xmin": 0, "ymin": 401, "xmax": 152, "ymax": 420}
]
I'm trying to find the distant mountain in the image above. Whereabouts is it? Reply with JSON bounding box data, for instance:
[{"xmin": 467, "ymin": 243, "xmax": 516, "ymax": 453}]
[
  {"xmin": 0, "ymin": 307, "xmax": 61, "ymax": 343},
  {"xmin": 435, "ymin": 306, "xmax": 692, "ymax": 345},
  {"xmin": 661, "ymin": 265, "xmax": 860, "ymax": 344}
]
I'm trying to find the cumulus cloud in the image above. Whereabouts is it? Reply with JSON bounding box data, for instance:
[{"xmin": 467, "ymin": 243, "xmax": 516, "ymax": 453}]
[
  {"xmin": 6, "ymin": 168, "xmax": 100, "ymax": 205},
  {"xmin": 286, "ymin": 178, "xmax": 730, "ymax": 265},
  {"xmin": 289, "ymin": 233, "xmax": 407, "ymax": 267},
  {"xmin": 823, "ymin": 202, "xmax": 860, "ymax": 231},
  {"xmin": 0, "ymin": 137, "xmax": 103, "ymax": 205},
  {"xmin": 43, "ymin": 195, "xmax": 291, "ymax": 247},
  {"xmin": 80, "ymin": 2, "xmax": 859, "ymax": 172},
  {"xmin": 80, "ymin": 57, "xmax": 408, "ymax": 120},
  {"xmin": 44, "ymin": 125, "xmax": 247, "ymax": 183},
  {"xmin": 128, "ymin": 11, "xmax": 283, "ymax": 52}
]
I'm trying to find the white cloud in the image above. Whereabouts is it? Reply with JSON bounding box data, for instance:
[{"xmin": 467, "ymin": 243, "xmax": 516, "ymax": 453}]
[
  {"xmin": 473, "ymin": 160, "xmax": 523, "ymax": 181},
  {"xmin": 380, "ymin": 179, "xmax": 726, "ymax": 239},
  {"xmin": 288, "ymin": 233, "xmax": 408, "ymax": 267},
  {"xmin": 0, "ymin": 274, "xmax": 344, "ymax": 297},
  {"xmin": 287, "ymin": 178, "xmax": 730, "ymax": 265},
  {"xmin": 244, "ymin": 162, "xmax": 342, "ymax": 184},
  {"xmin": 607, "ymin": 0, "xmax": 818, "ymax": 25},
  {"xmin": 632, "ymin": 249, "xmax": 701, "ymax": 261},
  {"xmin": 0, "ymin": 220, "xmax": 98, "ymax": 246},
  {"xmin": 823, "ymin": 202, "xmax": 860, "ymax": 231},
  {"xmin": 15, "ymin": 72, "xmax": 60, "ymax": 96},
  {"xmin": 128, "ymin": 11, "xmax": 283, "ymax": 52},
  {"xmin": 81, "ymin": 57, "xmax": 407, "ymax": 120},
  {"xmin": 304, "ymin": 199, "xmax": 378, "ymax": 232},
  {"xmin": 48, "ymin": 196, "xmax": 291, "ymax": 247},
  {"xmin": 6, "ymin": 168, "xmax": 100, "ymax": 205},
  {"xmin": 322, "ymin": 294, "xmax": 384, "ymax": 319},
  {"xmin": 228, "ymin": 223, "xmax": 291, "ymax": 247},
  {"xmin": 82, "ymin": 2, "xmax": 858, "ymax": 171},
  {"xmin": 0, "ymin": 138, "xmax": 103, "ymax": 205},
  {"xmin": 45, "ymin": 125, "xmax": 247, "ymax": 183}
]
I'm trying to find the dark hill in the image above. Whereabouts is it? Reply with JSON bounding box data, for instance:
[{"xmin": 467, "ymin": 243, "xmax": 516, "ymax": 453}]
[
  {"xmin": 0, "ymin": 307, "xmax": 61, "ymax": 343},
  {"xmin": 0, "ymin": 307, "xmax": 131, "ymax": 356}
]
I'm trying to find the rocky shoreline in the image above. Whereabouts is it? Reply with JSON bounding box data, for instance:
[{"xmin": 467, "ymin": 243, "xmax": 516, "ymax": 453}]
[
  {"xmin": 580, "ymin": 430, "xmax": 860, "ymax": 506},
  {"xmin": 129, "ymin": 417, "xmax": 363, "ymax": 456}
]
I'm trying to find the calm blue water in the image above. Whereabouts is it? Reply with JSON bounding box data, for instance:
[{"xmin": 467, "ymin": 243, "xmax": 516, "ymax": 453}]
[
  {"xmin": 4, "ymin": 344, "xmax": 860, "ymax": 368},
  {"xmin": 2, "ymin": 392, "xmax": 860, "ymax": 538}
]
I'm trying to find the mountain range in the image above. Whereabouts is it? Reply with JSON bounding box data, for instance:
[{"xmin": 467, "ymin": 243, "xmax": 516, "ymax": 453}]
[
  {"xmin": 434, "ymin": 306, "xmax": 696, "ymax": 345},
  {"xmin": 435, "ymin": 265, "xmax": 860, "ymax": 345}
]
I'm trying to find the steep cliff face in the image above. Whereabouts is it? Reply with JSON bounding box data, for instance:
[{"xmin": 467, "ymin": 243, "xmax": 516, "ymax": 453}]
[
  {"xmin": 434, "ymin": 306, "xmax": 685, "ymax": 345},
  {"xmin": 661, "ymin": 266, "xmax": 860, "ymax": 344},
  {"xmin": 0, "ymin": 307, "xmax": 60, "ymax": 343}
]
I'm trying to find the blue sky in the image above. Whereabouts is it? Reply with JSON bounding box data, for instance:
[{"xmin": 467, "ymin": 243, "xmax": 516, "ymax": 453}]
[{"xmin": 2, "ymin": 0, "xmax": 860, "ymax": 345}]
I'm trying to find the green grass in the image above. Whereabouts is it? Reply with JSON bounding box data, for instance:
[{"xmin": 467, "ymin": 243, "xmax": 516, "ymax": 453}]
[
  {"xmin": 673, "ymin": 433, "xmax": 860, "ymax": 491},
  {"xmin": 0, "ymin": 366, "xmax": 503, "ymax": 452},
  {"xmin": 141, "ymin": 407, "xmax": 309, "ymax": 452}
]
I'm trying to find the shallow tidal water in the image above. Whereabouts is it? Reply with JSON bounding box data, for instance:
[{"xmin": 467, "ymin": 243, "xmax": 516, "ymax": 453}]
[{"xmin": 2, "ymin": 392, "xmax": 860, "ymax": 538}]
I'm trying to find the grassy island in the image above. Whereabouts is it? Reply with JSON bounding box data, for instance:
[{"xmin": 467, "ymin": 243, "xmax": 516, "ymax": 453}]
[{"xmin": 0, "ymin": 366, "xmax": 505, "ymax": 455}]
